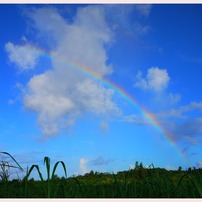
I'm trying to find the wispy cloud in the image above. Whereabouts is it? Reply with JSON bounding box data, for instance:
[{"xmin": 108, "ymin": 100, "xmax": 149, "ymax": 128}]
[
  {"xmin": 155, "ymin": 101, "xmax": 202, "ymax": 145},
  {"xmin": 170, "ymin": 118, "xmax": 202, "ymax": 144},
  {"xmin": 180, "ymin": 53, "xmax": 202, "ymax": 65},
  {"xmin": 156, "ymin": 101, "xmax": 202, "ymax": 120},
  {"xmin": 99, "ymin": 120, "xmax": 109, "ymax": 132},
  {"xmin": 135, "ymin": 4, "xmax": 152, "ymax": 17},
  {"xmin": 90, "ymin": 156, "xmax": 113, "ymax": 166},
  {"xmin": 120, "ymin": 114, "xmax": 149, "ymax": 125},
  {"xmin": 168, "ymin": 93, "xmax": 181, "ymax": 105},
  {"xmin": 103, "ymin": 4, "xmax": 152, "ymax": 39}
]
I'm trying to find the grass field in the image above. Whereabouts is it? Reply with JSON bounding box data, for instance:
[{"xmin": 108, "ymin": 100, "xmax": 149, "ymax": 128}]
[{"xmin": 0, "ymin": 152, "xmax": 202, "ymax": 198}]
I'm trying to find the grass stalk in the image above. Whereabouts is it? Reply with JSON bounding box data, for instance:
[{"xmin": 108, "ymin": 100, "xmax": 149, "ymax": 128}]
[{"xmin": 26, "ymin": 156, "xmax": 67, "ymax": 198}]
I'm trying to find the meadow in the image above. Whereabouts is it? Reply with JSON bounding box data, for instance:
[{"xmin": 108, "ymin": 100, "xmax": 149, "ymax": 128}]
[{"xmin": 0, "ymin": 152, "xmax": 202, "ymax": 198}]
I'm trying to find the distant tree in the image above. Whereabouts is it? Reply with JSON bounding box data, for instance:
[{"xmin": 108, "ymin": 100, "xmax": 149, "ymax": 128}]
[
  {"xmin": 89, "ymin": 170, "xmax": 94, "ymax": 175},
  {"xmin": 29, "ymin": 177, "xmax": 35, "ymax": 182},
  {"xmin": 178, "ymin": 166, "xmax": 182, "ymax": 172},
  {"xmin": 52, "ymin": 174, "xmax": 60, "ymax": 180},
  {"xmin": 61, "ymin": 176, "xmax": 66, "ymax": 181},
  {"xmin": 148, "ymin": 163, "xmax": 155, "ymax": 169},
  {"xmin": 12, "ymin": 179, "xmax": 19, "ymax": 183},
  {"xmin": 135, "ymin": 161, "xmax": 139, "ymax": 170},
  {"xmin": 95, "ymin": 171, "xmax": 100, "ymax": 175},
  {"xmin": 139, "ymin": 162, "xmax": 143, "ymax": 169},
  {"xmin": 135, "ymin": 161, "xmax": 143, "ymax": 170}
]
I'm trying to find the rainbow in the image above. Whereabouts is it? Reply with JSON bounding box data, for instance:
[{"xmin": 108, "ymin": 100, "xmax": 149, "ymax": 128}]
[{"xmin": 29, "ymin": 45, "xmax": 188, "ymax": 163}]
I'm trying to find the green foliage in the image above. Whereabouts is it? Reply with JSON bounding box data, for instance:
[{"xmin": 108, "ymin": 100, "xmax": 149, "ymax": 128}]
[
  {"xmin": 0, "ymin": 161, "xmax": 10, "ymax": 182},
  {"xmin": 0, "ymin": 151, "xmax": 23, "ymax": 197},
  {"xmin": 178, "ymin": 166, "xmax": 182, "ymax": 172},
  {"xmin": 0, "ymin": 155, "xmax": 202, "ymax": 198},
  {"xmin": 0, "ymin": 152, "xmax": 23, "ymax": 175},
  {"xmin": 25, "ymin": 156, "xmax": 67, "ymax": 198},
  {"xmin": 189, "ymin": 170, "xmax": 202, "ymax": 197}
]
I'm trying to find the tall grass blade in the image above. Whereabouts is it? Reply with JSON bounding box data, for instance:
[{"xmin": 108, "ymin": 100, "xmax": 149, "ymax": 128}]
[
  {"xmin": 51, "ymin": 161, "xmax": 67, "ymax": 179},
  {"xmin": 24, "ymin": 166, "xmax": 29, "ymax": 198},
  {"xmin": 0, "ymin": 152, "xmax": 23, "ymax": 171},
  {"xmin": 73, "ymin": 177, "xmax": 84, "ymax": 197},
  {"xmin": 190, "ymin": 173, "xmax": 202, "ymax": 197},
  {"xmin": 27, "ymin": 165, "xmax": 44, "ymax": 181},
  {"xmin": 44, "ymin": 157, "xmax": 50, "ymax": 180},
  {"xmin": 43, "ymin": 157, "xmax": 51, "ymax": 197}
]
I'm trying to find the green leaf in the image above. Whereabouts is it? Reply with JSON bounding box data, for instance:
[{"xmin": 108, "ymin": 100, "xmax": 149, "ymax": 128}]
[
  {"xmin": 44, "ymin": 156, "xmax": 50, "ymax": 180},
  {"xmin": 0, "ymin": 152, "xmax": 23, "ymax": 171},
  {"xmin": 27, "ymin": 165, "xmax": 44, "ymax": 182},
  {"xmin": 51, "ymin": 161, "xmax": 67, "ymax": 179}
]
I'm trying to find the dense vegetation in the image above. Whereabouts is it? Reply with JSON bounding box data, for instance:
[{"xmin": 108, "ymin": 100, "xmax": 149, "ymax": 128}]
[{"xmin": 0, "ymin": 152, "xmax": 202, "ymax": 198}]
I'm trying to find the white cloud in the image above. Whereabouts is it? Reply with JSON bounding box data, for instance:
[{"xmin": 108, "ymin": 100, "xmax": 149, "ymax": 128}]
[
  {"xmin": 134, "ymin": 67, "xmax": 170, "ymax": 92},
  {"xmin": 24, "ymin": 73, "xmax": 77, "ymax": 136},
  {"xmin": 129, "ymin": 164, "xmax": 135, "ymax": 170},
  {"xmin": 165, "ymin": 165, "xmax": 176, "ymax": 171},
  {"xmin": 79, "ymin": 158, "xmax": 88, "ymax": 175},
  {"xmin": 133, "ymin": 67, "xmax": 180, "ymax": 109},
  {"xmin": 120, "ymin": 114, "xmax": 149, "ymax": 125},
  {"xmin": 24, "ymin": 76, "xmax": 118, "ymax": 136},
  {"xmin": 196, "ymin": 161, "xmax": 202, "ymax": 168},
  {"xmin": 5, "ymin": 42, "xmax": 38, "ymax": 71},
  {"xmin": 15, "ymin": 6, "xmax": 121, "ymax": 137},
  {"xmin": 76, "ymin": 79, "xmax": 118, "ymax": 115},
  {"xmin": 6, "ymin": 5, "xmax": 153, "ymax": 138},
  {"xmin": 26, "ymin": 6, "xmax": 113, "ymax": 77}
]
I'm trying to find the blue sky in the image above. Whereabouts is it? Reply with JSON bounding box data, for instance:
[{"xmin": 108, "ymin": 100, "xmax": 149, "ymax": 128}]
[{"xmin": 1, "ymin": 4, "xmax": 202, "ymax": 179}]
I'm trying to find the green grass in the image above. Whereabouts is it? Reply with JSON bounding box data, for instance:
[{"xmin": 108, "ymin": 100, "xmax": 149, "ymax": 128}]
[
  {"xmin": 25, "ymin": 156, "xmax": 67, "ymax": 198},
  {"xmin": 1, "ymin": 153, "xmax": 202, "ymax": 198},
  {"xmin": 0, "ymin": 152, "xmax": 24, "ymax": 197}
]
